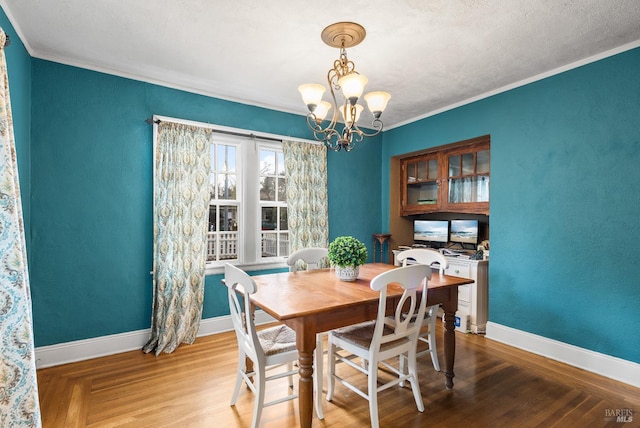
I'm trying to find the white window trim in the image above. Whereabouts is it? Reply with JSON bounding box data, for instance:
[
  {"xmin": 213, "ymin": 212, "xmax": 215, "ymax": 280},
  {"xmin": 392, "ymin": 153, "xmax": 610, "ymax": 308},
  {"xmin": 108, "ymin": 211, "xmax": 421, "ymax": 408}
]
[{"xmin": 152, "ymin": 115, "xmax": 318, "ymax": 276}]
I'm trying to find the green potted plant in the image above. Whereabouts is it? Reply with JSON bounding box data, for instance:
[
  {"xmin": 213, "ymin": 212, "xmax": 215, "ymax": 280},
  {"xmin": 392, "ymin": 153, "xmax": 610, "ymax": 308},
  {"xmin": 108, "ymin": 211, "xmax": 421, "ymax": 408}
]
[{"xmin": 328, "ymin": 236, "xmax": 368, "ymax": 281}]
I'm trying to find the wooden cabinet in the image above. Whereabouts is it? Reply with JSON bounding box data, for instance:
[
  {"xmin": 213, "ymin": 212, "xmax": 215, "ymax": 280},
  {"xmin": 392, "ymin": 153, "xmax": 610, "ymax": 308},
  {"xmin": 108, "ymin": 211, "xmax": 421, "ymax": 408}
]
[
  {"xmin": 400, "ymin": 135, "xmax": 490, "ymax": 215},
  {"xmin": 444, "ymin": 257, "xmax": 488, "ymax": 334}
]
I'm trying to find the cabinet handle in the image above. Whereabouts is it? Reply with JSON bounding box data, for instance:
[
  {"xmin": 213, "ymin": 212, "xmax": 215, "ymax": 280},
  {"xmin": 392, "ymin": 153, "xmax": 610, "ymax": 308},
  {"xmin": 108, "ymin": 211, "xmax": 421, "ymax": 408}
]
[{"xmin": 455, "ymin": 269, "xmax": 460, "ymax": 274}]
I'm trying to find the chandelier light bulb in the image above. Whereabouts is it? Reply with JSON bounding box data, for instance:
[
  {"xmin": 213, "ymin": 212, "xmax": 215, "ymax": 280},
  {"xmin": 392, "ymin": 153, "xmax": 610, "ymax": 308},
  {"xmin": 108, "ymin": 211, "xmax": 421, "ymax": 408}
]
[
  {"xmin": 337, "ymin": 73, "xmax": 368, "ymax": 105},
  {"xmin": 313, "ymin": 100, "xmax": 332, "ymax": 122},
  {"xmin": 298, "ymin": 83, "xmax": 326, "ymax": 112},
  {"xmin": 364, "ymin": 91, "xmax": 392, "ymax": 118},
  {"xmin": 341, "ymin": 103, "xmax": 364, "ymax": 125}
]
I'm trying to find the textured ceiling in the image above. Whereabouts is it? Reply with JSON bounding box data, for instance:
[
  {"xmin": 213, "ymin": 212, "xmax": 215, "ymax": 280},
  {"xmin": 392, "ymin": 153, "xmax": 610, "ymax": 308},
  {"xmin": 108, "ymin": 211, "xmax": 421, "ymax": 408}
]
[{"xmin": 2, "ymin": 0, "xmax": 640, "ymax": 129}]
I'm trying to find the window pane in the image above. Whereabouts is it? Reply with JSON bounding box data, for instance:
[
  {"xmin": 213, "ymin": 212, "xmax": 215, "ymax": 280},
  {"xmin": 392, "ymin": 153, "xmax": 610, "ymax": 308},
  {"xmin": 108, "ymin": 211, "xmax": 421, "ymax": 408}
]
[
  {"xmin": 217, "ymin": 145, "xmax": 236, "ymax": 172},
  {"xmin": 260, "ymin": 149, "xmax": 276, "ymax": 175},
  {"xmin": 427, "ymin": 159, "xmax": 438, "ymax": 180},
  {"xmin": 217, "ymin": 173, "xmax": 236, "ymax": 199},
  {"xmin": 277, "ymin": 152, "xmax": 285, "ymax": 176},
  {"xmin": 218, "ymin": 232, "xmax": 238, "ymax": 260},
  {"xmin": 206, "ymin": 204, "xmax": 238, "ymax": 262},
  {"xmin": 449, "ymin": 155, "xmax": 460, "ymax": 177},
  {"xmin": 477, "ymin": 150, "xmax": 490, "ymax": 174},
  {"xmin": 279, "ymin": 232, "xmax": 290, "ymax": 257},
  {"xmin": 261, "ymin": 231, "xmax": 277, "ymax": 257},
  {"xmin": 279, "ymin": 207, "xmax": 288, "ymax": 230},
  {"xmin": 462, "ymin": 153, "xmax": 474, "ymax": 175},
  {"xmin": 417, "ymin": 161, "xmax": 427, "ymax": 181},
  {"xmin": 208, "ymin": 206, "xmax": 217, "ymax": 232},
  {"xmin": 218, "ymin": 205, "xmax": 238, "ymax": 260},
  {"xmin": 406, "ymin": 163, "xmax": 416, "ymax": 182},
  {"xmin": 219, "ymin": 205, "xmax": 237, "ymax": 231},
  {"xmin": 261, "ymin": 207, "xmax": 277, "ymax": 230},
  {"xmin": 260, "ymin": 177, "xmax": 276, "ymax": 201},
  {"xmin": 209, "ymin": 174, "xmax": 216, "ymax": 202},
  {"xmin": 278, "ymin": 177, "xmax": 286, "ymax": 202}
]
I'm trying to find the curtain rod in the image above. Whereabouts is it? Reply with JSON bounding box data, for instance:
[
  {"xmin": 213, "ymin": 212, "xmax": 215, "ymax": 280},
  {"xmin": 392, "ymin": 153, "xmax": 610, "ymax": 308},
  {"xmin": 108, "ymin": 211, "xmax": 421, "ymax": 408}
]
[{"xmin": 145, "ymin": 117, "xmax": 282, "ymax": 143}]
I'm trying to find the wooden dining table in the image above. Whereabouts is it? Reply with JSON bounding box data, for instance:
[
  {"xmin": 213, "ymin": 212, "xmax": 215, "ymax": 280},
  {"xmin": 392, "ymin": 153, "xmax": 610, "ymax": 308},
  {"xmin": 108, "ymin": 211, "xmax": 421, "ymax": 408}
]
[{"xmin": 250, "ymin": 262, "xmax": 474, "ymax": 428}]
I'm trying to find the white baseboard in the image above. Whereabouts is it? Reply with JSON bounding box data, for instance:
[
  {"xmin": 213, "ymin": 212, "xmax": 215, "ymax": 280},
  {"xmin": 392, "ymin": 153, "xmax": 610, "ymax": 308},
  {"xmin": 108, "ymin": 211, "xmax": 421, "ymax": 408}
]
[
  {"xmin": 37, "ymin": 318, "xmax": 640, "ymax": 389},
  {"xmin": 486, "ymin": 321, "xmax": 640, "ymax": 388},
  {"xmin": 34, "ymin": 311, "xmax": 276, "ymax": 369}
]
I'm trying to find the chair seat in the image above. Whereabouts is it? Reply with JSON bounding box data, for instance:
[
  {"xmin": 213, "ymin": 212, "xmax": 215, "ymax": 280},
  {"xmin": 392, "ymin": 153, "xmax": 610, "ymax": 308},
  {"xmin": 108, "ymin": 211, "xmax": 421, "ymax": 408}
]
[
  {"xmin": 258, "ymin": 325, "xmax": 297, "ymax": 356},
  {"xmin": 332, "ymin": 321, "xmax": 410, "ymax": 352}
]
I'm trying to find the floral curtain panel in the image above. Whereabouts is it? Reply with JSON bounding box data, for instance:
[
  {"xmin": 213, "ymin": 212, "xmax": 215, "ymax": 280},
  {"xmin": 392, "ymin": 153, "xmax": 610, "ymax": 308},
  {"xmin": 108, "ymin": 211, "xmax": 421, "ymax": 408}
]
[
  {"xmin": 143, "ymin": 122, "xmax": 211, "ymax": 355},
  {"xmin": 0, "ymin": 28, "xmax": 42, "ymax": 427},
  {"xmin": 283, "ymin": 140, "xmax": 328, "ymax": 251}
]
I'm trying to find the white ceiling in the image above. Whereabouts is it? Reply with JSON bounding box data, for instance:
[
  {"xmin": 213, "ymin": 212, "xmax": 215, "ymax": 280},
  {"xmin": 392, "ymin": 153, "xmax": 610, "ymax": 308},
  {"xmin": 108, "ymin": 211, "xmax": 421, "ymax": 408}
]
[{"xmin": 2, "ymin": 0, "xmax": 640, "ymax": 129}]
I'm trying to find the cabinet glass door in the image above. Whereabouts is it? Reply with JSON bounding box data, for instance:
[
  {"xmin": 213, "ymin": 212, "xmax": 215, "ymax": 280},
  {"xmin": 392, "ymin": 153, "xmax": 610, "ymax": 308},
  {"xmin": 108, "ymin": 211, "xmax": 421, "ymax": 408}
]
[
  {"xmin": 447, "ymin": 149, "xmax": 489, "ymax": 203},
  {"xmin": 406, "ymin": 157, "xmax": 439, "ymax": 207}
]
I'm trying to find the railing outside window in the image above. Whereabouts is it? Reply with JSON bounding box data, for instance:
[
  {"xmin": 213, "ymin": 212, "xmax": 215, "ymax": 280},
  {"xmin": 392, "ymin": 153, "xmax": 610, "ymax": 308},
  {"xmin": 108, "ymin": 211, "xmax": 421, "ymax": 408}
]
[
  {"xmin": 206, "ymin": 231, "xmax": 239, "ymax": 261},
  {"xmin": 206, "ymin": 231, "xmax": 289, "ymax": 261},
  {"xmin": 261, "ymin": 231, "xmax": 289, "ymax": 258}
]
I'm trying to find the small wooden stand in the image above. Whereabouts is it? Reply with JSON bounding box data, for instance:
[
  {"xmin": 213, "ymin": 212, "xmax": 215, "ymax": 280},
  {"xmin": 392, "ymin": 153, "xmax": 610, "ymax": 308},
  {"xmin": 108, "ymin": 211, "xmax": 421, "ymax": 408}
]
[{"xmin": 372, "ymin": 233, "xmax": 392, "ymax": 263}]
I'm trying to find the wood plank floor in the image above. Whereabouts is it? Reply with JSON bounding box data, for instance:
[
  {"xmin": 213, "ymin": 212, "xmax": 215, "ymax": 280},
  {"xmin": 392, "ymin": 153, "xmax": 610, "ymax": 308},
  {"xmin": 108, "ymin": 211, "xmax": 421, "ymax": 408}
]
[{"xmin": 37, "ymin": 323, "xmax": 640, "ymax": 427}]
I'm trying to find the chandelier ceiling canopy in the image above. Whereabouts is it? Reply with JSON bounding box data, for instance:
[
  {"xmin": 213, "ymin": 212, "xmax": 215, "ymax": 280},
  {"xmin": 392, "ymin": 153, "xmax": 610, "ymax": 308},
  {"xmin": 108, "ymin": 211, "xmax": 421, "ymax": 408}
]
[{"xmin": 299, "ymin": 22, "xmax": 391, "ymax": 152}]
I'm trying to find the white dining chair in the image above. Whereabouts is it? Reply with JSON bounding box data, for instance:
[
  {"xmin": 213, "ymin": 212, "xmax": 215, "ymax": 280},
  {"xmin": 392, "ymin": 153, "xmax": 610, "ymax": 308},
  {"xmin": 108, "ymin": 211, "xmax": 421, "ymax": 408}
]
[
  {"xmin": 396, "ymin": 248, "xmax": 448, "ymax": 372},
  {"xmin": 286, "ymin": 247, "xmax": 329, "ymax": 419},
  {"xmin": 287, "ymin": 247, "xmax": 329, "ymax": 272},
  {"xmin": 225, "ymin": 263, "xmax": 316, "ymax": 428},
  {"xmin": 326, "ymin": 264, "xmax": 431, "ymax": 428}
]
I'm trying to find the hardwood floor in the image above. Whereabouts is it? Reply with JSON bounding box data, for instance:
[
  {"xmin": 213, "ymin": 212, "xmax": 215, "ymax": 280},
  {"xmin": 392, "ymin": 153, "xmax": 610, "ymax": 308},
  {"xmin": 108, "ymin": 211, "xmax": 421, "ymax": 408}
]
[{"xmin": 37, "ymin": 323, "xmax": 640, "ymax": 427}]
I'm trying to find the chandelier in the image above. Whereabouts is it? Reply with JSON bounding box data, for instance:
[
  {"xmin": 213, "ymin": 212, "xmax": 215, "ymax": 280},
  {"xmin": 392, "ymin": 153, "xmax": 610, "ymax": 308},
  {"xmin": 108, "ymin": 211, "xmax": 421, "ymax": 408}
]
[{"xmin": 298, "ymin": 22, "xmax": 391, "ymax": 152}]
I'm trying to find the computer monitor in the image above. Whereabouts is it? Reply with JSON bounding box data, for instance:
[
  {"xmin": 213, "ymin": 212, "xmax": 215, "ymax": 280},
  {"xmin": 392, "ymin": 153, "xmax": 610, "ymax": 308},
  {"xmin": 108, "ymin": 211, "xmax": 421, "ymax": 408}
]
[
  {"xmin": 413, "ymin": 220, "xmax": 449, "ymax": 245},
  {"xmin": 450, "ymin": 219, "xmax": 479, "ymax": 245}
]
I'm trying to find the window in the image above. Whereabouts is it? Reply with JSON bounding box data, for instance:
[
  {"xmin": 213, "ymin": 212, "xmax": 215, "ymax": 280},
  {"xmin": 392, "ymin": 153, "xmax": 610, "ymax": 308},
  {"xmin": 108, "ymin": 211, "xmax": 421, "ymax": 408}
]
[
  {"xmin": 152, "ymin": 117, "xmax": 296, "ymax": 272},
  {"xmin": 259, "ymin": 148, "xmax": 288, "ymax": 258},
  {"xmin": 205, "ymin": 134, "xmax": 289, "ymax": 271},
  {"xmin": 207, "ymin": 139, "xmax": 240, "ymax": 263}
]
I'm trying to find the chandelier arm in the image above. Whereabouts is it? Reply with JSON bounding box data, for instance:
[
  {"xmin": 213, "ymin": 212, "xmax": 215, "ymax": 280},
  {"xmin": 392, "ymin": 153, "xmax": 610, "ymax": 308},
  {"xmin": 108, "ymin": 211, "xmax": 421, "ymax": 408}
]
[
  {"xmin": 351, "ymin": 118, "xmax": 383, "ymax": 138},
  {"xmin": 302, "ymin": 67, "xmax": 341, "ymax": 139}
]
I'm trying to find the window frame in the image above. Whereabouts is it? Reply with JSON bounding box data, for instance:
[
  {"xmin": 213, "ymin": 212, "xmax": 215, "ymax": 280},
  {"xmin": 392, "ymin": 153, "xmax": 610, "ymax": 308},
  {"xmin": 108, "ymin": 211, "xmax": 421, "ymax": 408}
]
[
  {"xmin": 206, "ymin": 135, "xmax": 290, "ymax": 274},
  {"xmin": 206, "ymin": 134, "xmax": 243, "ymax": 266},
  {"xmin": 257, "ymin": 143, "xmax": 289, "ymax": 263}
]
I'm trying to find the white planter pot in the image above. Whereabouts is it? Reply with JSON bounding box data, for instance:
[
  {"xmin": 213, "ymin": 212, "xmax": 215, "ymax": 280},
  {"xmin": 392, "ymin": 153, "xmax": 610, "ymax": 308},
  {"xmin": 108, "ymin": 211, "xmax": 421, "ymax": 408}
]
[{"xmin": 335, "ymin": 265, "xmax": 359, "ymax": 282}]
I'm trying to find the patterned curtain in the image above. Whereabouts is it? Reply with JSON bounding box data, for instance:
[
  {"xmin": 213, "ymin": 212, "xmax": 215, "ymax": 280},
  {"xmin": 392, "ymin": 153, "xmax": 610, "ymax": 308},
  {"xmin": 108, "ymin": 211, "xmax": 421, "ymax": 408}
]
[
  {"xmin": 0, "ymin": 28, "xmax": 42, "ymax": 427},
  {"xmin": 283, "ymin": 140, "xmax": 328, "ymax": 251},
  {"xmin": 143, "ymin": 122, "xmax": 211, "ymax": 355}
]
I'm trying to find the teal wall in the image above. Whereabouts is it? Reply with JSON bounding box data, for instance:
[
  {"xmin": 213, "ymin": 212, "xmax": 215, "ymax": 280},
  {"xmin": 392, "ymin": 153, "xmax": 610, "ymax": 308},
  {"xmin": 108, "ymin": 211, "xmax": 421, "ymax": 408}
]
[
  {"xmin": 0, "ymin": 11, "xmax": 31, "ymax": 248},
  {"xmin": 382, "ymin": 47, "xmax": 640, "ymax": 363},
  {"xmin": 29, "ymin": 60, "xmax": 381, "ymax": 346},
  {"xmin": 327, "ymin": 136, "xmax": 383, "ymax": 247}
]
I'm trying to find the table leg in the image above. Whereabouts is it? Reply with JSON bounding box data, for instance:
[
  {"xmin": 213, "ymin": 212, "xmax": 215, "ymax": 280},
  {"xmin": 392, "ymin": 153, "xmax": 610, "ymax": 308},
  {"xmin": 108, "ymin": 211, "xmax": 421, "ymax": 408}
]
[
  {"xmin": 293, "ymin": 321, "xmax": 316, "ymax": 428},
  {"xmin": 442, "ymin": 288, "xmax": 458, "ymax": 390}
]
